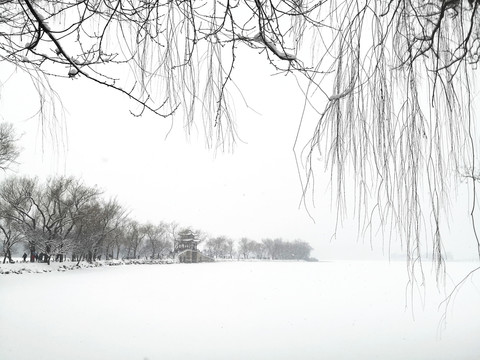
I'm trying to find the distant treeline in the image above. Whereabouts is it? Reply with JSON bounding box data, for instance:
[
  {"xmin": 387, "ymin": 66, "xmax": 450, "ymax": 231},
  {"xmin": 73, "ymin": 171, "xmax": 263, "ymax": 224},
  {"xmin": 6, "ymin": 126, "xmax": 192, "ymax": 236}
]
[
  {"xmin": 204, "ymin": 236, "xmax": 314, "ymax": 261},
  {"xmin": 0, "ymin": 176, "xmax": 315, "ymax": 265}
]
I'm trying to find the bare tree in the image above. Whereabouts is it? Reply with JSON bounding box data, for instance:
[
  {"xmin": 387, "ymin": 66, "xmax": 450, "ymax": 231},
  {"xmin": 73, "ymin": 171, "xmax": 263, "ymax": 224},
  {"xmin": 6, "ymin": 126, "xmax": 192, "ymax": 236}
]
[
  {"xmin": 109, "ymin": 220, "xmax": 128, "ymax": 261},
  {"xmin": 36, "ymin": 177, "xmax": 101, "ymax": 264},
  {"xmin": 0, "ymin": 219, "xmax": 23, "ymax": 264},
  {"xmin": 0, "ymin": 123, "xmax": 19, "ymax": 172},
  {"xmin": 72, "ymin": 197, "xmax": 125, "ymax": 263},
  {"xmin": 0, "ymin": 123, "xmax": 20, "ymax": 264},
  {"xmin": 124, "ymin": 220, "xmax": 146, "ymax": 260},
  {"xmin": 2, "ymin": 0, "xmax": 480, "ymax": 274},
  {"xmin": 156, "ymin": 222, "xmax": 174, "ymax": 258},
  {"xmin": 250, "ymin": 241, "xmax": 265, "ymax": 260},
  {"xmin": 0, "ymin": 176, "xmax": 102, "ymax": 264},
  {"xmin": 0, "ymin": 176, "xmax": 40, "ymax": 262},
  {"xmin": 239, "ymin": 238, "xmax": 253, "ymax": 260},
  {"xmin": 261, "ymin": 239, "xmax": 275, "ymax": 260},
  {"xmin": 205, "ymin": 236, "xmax": 231, "ymax": 259},
  {"xmin": 291, "ymin": 240, "xmax": 313, "ymax": 261},
  {"xmin": 143, "ymin": 222, "xmax": 172, "ymax": 259},
  {"xmin": 225, "ymin": 238, "xmax": 235, "ymax": 259},
  {"xmin": 166, "ymin": 222, "xmax": 180, "ymax": 243},
  {"xmin": 95, "ymin": 198, "xmax": 127, "ymax": 260}
]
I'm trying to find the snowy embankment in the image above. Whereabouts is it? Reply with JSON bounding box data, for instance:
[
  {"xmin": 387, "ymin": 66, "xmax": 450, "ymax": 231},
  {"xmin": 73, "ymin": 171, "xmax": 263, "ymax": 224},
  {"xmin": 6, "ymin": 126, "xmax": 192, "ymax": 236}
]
[
  {"xmin": 0, "ymin": 261, "xmax": 479, "ymax": 360},
  {"xmin": 0, "ymin": 258, "xmax": 173, "ymax": 274}
]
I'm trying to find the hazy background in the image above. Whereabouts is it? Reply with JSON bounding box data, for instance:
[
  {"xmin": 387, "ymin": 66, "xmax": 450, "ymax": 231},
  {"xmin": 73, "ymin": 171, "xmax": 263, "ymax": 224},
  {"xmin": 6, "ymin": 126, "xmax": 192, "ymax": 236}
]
[{"xmin": 0, "ymin": 54, "xmax": 478, "ymax": 261}]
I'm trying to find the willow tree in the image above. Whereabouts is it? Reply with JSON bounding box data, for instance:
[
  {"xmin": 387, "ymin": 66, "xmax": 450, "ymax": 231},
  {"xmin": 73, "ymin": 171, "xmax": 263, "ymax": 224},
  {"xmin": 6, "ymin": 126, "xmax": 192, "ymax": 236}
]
[{"xmin": 1, "ymin": 0, "xmax": 479, "ymax": 276}]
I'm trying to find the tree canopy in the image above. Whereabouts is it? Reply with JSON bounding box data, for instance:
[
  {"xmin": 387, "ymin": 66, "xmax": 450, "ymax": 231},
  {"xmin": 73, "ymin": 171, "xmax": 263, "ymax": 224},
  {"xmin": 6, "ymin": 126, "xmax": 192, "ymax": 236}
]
[{"xmin": 1, "ymin": 0, "xmax": 479, "ymax": 275}]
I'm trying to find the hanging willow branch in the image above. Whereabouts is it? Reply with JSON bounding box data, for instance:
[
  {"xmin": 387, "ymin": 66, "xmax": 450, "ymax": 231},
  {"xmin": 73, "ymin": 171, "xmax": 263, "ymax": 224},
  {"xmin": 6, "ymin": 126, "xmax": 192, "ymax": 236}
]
[{"xmin": 1, "ymin": 0, "xmax": 479, "ymax": 278}]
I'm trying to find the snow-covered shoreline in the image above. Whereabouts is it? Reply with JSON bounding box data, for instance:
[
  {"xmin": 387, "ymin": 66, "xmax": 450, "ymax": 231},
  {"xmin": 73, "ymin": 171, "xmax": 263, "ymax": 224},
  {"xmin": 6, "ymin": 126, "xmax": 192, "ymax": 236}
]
[
  {"xmin": 0, "ymin": 258, "xmax": 174, "ymax": 275},
  {"xmin": 0, "ymin": 258, "xmax": 319, "ymax": 275}
]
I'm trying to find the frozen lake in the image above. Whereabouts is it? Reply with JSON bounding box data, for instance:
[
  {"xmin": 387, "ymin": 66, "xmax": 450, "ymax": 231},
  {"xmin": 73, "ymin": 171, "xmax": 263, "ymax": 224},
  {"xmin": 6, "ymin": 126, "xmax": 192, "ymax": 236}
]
[{"xmin": 0, "ymin": 261, "xmax": 479, "ymax": 360}]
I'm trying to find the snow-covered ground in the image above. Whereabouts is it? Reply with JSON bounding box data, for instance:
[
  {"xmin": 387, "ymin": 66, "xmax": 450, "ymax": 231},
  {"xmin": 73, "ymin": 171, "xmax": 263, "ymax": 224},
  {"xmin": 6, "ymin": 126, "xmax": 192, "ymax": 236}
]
[
  {"xmin": 0, "ymin": 261, "xmax": 479, "ymax": 360},
  {"xmin": 0, "ymin": 258, "xmax": 172, "ymax": 274}
]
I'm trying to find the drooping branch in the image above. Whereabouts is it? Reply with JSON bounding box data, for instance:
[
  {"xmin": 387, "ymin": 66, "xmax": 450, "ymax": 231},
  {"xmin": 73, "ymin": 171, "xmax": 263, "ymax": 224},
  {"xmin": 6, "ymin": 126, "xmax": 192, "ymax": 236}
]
[{"xmin": 0, "ymin": 0, "xmax": 479, "ymax": 275}]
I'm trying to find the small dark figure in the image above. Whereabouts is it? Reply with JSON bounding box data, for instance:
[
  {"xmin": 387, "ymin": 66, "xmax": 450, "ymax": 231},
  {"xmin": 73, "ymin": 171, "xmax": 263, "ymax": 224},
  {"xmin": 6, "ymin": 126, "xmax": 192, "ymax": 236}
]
[{"xmin": 22, "ymin": 252, "xmax": 27, "ymax": 262}]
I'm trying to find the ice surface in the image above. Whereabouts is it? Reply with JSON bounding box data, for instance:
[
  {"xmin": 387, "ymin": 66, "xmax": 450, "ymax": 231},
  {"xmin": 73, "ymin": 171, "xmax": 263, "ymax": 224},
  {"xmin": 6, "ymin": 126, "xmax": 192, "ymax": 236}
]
[{"xmin": 0, "ymin": 261, "xmax": 479, "ymax": 360}]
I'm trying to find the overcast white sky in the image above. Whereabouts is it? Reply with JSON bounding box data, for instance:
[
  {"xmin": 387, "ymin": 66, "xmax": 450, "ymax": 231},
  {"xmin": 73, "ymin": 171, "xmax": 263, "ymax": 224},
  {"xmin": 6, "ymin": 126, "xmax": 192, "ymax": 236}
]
[{"xmin": 0, "ymin": 51, "xmax": 478, "ymax": 261}]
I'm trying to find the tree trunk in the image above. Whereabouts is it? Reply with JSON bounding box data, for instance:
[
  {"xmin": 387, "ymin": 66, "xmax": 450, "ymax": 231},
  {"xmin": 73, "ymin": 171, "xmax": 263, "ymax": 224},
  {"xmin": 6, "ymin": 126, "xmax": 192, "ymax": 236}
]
[{"xmin": 30, "ymin": 245, "xmax": 36, "ymax": 262}]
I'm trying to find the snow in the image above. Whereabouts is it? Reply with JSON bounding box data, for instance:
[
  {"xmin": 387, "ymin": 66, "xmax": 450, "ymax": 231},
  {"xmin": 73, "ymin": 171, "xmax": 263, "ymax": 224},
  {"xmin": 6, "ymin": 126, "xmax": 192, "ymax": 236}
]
[
  {"xmin": 0, "ymin": 261, "xmax": 479, "ymax": 360},
  {"xmin": 0, "ymin": 258, "xmax": 172, "ymax": 274}
]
